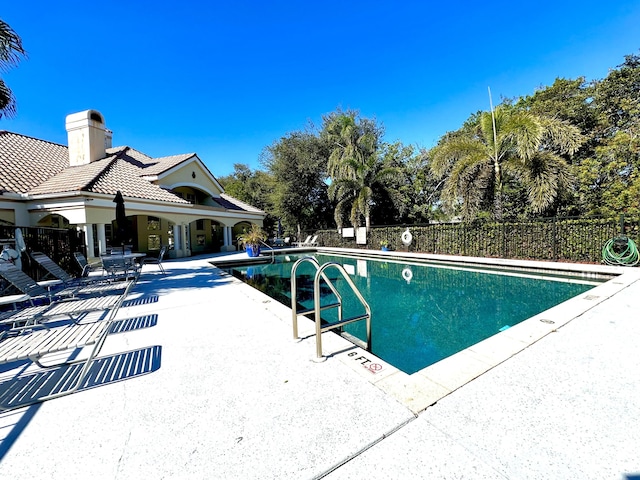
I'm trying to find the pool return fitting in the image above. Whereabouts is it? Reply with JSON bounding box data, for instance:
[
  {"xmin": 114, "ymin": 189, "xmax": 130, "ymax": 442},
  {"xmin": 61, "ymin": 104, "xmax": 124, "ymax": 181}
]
[{"xmin": 291, "ymin": 256, "xmax": 371, "ymax": 361}]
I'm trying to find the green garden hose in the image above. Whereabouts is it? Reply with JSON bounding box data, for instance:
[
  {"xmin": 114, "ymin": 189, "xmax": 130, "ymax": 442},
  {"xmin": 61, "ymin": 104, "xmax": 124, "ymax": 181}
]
[{"xmin": 602, "ymin": 236, "xmax": 640, "ymax": 266}]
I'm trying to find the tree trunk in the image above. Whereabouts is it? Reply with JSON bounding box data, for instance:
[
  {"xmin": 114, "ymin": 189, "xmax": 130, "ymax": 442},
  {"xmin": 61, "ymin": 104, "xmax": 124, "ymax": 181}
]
[
  {"xmin": 493, "ymin": 160, "xmax": 503, "ymax": 221},
  {"xmin": 493, "ymin": 193, "xmax": 503, "ymax": 221}
]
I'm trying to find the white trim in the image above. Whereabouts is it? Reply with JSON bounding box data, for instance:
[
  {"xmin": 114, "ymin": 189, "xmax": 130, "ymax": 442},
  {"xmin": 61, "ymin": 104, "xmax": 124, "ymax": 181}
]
[
  {"xmin": 164, "ymin": 181, "xmax": 216, "ymax": 198},
  {"xmin": 152, "ymin": 155, "xmax": 225, "ymax": 193}
]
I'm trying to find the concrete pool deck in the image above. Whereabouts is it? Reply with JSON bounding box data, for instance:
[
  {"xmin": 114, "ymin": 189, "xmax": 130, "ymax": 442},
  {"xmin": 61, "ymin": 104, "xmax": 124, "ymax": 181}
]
[{"xmin": 0, "ymin": 251, "xmax": 639, "ymax": 479}]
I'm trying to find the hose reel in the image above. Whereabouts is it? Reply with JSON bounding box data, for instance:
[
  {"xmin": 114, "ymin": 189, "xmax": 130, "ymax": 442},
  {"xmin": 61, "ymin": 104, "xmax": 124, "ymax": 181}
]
[{"xmin": 602, "ymin": 235, "xmax": 639, "ymax": 266}]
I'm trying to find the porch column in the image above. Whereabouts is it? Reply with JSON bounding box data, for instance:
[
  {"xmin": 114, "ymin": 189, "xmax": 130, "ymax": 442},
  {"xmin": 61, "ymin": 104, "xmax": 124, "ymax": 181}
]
[
  {"xmin": 96, "ymin": 223, "xmax": 107, "ymax": 255},
  {"xmin": 173, "ymin": 224, "xmax": 182, "ymax": 251},
  {"xmin": 221, "ymin": 226, "xmax": 236, "ymax": 252},
  {"xmin": 182, "ymin": 224, "xmax": 190, "ymax": 256},
  {"xmin": 83, "ymin": 224, "xmax": 95, "ymax": 258}
]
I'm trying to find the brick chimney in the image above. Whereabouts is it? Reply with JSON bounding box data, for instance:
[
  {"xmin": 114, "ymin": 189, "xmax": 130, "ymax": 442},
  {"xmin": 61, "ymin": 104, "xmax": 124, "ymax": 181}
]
[{"xmin": 65, "ymin": 110, "xmax": 111, "ymax": 166}]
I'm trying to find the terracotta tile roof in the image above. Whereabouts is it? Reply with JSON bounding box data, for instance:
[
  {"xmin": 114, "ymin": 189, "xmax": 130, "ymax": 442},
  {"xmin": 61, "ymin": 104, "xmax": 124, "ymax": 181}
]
[
  {"xmin": 29, "ymin": 155, "xmax": 189, "ymax": 203},
  {"xmin": 0, "ymin": 131, "xmax": 69, "ymax": 194},
  {"xmin": 89, "ymin": 158, "xmax": 189, "ymax": 203},
  {"xmin": 141, "ymin": 153, "xmax": 196, "ymax": 175},
  {"xmin": 0, "ymin": 131, "xmax": 259, "ymax": 213},
  {"xmin": 218, "ymin": 193, "xmax": 265, "ymax": 213}
]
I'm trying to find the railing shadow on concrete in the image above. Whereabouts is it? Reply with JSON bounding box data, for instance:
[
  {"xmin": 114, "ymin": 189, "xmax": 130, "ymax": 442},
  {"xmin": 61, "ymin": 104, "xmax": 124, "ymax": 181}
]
[{"xmin": 0, "ymin": 345, "xmax": 162, "ymax": 459}]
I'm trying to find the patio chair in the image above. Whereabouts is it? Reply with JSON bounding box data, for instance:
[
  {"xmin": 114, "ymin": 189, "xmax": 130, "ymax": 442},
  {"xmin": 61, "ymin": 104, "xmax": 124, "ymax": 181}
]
[
  {"xmin": 31, "ymin": 251, "xmax": 132, "ymax": 297},
  {"xmin": 101, "ymin": 255, "xmax": 141, "ymax": 282},
  {"xmin": 141, "ymin": 245, "xmax": 167, "ymax": 274},
  {"xmin": 73, "ymin": 252, "xmax": 102, "ymax": 278},
  {"xmin": 0, "ymin": 280, "xmax": 133, "ymax": 411},
  {"xmin": 293, "ymin": 235, "xmax": 312, "ymax": 247},
  {"xmin": 306, "ymin": 235, "xmax": 318, "ymax": 246},
  {"xmin": 31, "ymin": 252, "xmax": 111, "ymax": 286}
]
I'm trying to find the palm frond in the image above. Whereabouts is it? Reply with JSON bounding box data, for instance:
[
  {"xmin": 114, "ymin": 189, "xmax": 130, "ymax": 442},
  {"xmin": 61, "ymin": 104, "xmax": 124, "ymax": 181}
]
[
  {"xmin": 430, "ymin": 137, "xmax": 487, "ymax": 178},
  {"xmin": 539, "ymin": 117, "xmax": 584, "ymax": 155},
  {"xmin": 0, "ymin": 20, "xmax": 26, "ymax": 68},
  {"xmin": 524, "ymin": 152, "xmax": 573, "ymax": 212}
]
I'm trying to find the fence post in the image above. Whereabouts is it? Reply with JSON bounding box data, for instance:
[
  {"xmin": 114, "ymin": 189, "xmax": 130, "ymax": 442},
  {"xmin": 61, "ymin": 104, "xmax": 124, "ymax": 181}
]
[
  {"xmin": 620, "ymin": 214, "xmax": 625, "ymax": 235},
  {"xmin": 552, "ymin": 217, "xmax": 558, "ymax": 261}
]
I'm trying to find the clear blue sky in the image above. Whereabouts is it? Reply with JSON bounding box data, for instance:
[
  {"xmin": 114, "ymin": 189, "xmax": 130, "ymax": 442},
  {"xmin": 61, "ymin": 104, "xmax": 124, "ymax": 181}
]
[{"xmin": 2, "ymin": 1, "xmax": 639, "ymax": 178}]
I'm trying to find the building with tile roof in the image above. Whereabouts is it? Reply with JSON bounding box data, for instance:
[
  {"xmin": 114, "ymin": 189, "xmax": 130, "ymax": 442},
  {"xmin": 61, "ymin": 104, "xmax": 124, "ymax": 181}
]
[{"xmin": 0, "ymin": 109, "xmax": 266, "ymax": 258}]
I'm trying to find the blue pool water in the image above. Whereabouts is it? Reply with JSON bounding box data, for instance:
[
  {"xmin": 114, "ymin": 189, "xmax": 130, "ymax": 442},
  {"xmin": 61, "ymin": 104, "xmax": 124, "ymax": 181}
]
[{"xmin": 225, "ymin": 253, "xmax": 597, "ymax": 374}]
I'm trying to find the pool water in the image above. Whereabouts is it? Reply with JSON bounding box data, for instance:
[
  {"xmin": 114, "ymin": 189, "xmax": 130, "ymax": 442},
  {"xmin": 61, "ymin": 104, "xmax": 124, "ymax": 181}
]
[{"xmin": 225, "ymin": 253, "xmax": 597, "ymax": 374}]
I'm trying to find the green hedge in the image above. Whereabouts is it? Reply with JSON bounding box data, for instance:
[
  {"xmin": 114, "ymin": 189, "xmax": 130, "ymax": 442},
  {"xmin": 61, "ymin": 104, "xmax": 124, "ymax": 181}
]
[{"xmin": 315, "ymin": 216, "xmax": 640, "ymax": 264}]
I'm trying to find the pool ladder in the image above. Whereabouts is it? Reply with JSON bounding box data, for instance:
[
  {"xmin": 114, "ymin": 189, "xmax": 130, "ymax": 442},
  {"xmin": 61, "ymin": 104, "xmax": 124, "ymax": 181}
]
[{"xmin": 291, "ymin": 257, "xmax": 371, "ymax": 360}]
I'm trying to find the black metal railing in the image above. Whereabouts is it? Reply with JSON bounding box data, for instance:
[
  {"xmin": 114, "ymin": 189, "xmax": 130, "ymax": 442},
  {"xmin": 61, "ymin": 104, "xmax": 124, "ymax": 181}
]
[
  {"xmin": 312, "ymin": 215, "xmax": 640, "ymax": 265},
  {"xmin": 0, "ymin": 226, "xmax": 85, "ymax": 280}
]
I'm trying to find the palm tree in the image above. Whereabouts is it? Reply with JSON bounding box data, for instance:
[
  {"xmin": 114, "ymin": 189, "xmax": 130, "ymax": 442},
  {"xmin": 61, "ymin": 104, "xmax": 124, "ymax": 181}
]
[
  {"xmin": 322, "ymin": 111, "xmax": 397, "ymax": 229},
  {"xmin": 430, "ymin": 105, "xmax": 583, "ymax": 220},
  {"xmin": 323, "ymin": 111, "xmax": 380, "ymax": 179},
  {"xmin": 0, "ymin": 19, "xmax": 26, "ymax": 119},
  {"xmin": 328, "ymin": 154, "xmax": 399, "ymax": 230}
]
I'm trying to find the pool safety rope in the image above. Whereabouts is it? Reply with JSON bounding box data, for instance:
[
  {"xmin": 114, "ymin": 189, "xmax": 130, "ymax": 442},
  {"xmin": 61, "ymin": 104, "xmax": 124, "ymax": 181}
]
[{"xmin": 602, "ymin": 235, "xmax": 640, "ymax": 266}]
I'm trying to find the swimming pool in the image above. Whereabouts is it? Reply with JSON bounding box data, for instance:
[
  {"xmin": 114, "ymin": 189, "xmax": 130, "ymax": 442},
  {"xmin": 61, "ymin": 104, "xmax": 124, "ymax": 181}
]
[{"xmin": 224, "ymin": 252, "xmax": 600, "ymax": 374}]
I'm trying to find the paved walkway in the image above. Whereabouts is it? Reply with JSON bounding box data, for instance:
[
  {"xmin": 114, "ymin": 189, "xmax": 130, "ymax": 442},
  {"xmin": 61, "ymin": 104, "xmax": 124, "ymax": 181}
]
[{"xmin": 0, "ymin": 253, "xmax": 638, "ymax": 479}]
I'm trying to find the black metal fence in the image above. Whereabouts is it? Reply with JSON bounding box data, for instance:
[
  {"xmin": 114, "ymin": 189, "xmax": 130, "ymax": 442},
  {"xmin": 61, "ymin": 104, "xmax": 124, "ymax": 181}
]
[
  {"xmin": 0, "ymin": 226, "xmax": 85, "ymax": 280},
  {"xmin": 314, "ymin": 215, "xmax": 640, "ymax": 264}
]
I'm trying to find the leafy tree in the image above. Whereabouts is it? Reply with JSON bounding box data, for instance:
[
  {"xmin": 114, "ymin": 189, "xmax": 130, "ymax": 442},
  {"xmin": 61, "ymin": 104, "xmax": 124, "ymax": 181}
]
[
  {"xmin": 430, "ymin": 105, "xmax": 583, "ymax": 220},
  {"xmin": 261, "ymin": 130, "xmax": 333, "ymax": 236},
  {"xmin": 595, "ymin": 53, "xmax": 640, "ymax": 136},
  {"xmin": 517, "ymin": 77, "xmax": 597, "ymax": 136},
  {"xmin": 568, "ymin": 54, "xmax": 640, "ymax": 215},
  {"xmin": 401, "ymin": 149, "xmax": 447, "ymax": 223},
  {"xmin": 217, "ymin": 163, "xmax": 276, "ymax": 231},
  {"xmin": 0, "ymin": 19, "xmax": 26, "ymax": 119},
  {"xmin": 371, "ymin": 143, "xmax": 445, "ymax": 224}
]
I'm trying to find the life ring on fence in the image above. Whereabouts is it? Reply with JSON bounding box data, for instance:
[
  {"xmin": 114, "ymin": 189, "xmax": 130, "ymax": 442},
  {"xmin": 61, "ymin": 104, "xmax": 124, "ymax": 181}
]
[
  {"xmin": 401, "ymin": 228, "xmax": 413, "ymax": 246},
  {"xmin": 402, "ymin": 267, "xmax": 413, "ymax": 284}
]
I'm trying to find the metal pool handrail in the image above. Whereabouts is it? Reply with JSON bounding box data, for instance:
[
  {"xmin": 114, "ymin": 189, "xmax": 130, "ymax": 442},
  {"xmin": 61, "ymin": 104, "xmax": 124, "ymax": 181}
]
[
  {"xmin": 291, "ymin": 256, "xmax": 372, "ymax": 360},
  {"xmin": 291, "ymin": 256, "xmax": 342, "ymax": 339},
  {"xmin": 313, "ymin": 262, "xmax": 371, "ymax": 359},
  {"xmin": 258, "ymin": 239, "xmax": 275, "ymax": 264}
]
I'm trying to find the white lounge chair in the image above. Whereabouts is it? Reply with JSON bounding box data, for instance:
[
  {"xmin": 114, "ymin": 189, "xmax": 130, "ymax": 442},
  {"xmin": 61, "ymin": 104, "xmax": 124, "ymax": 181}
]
[{"xmin": 293, "ymin": 235, "xmax": 312, "ymax": 247}]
